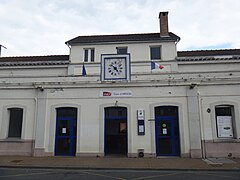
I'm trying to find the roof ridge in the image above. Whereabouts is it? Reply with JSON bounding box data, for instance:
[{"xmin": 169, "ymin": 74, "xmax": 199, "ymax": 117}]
[
  {"xmin": 177, "ymin": 49, "xmax": 240, "ymax": 57},
  {"xmin": 66, "ymin": 32, "xmax": 179, "ymax": 45},
  {"xmin": 71, "ymin": 32, "xmax": 162, "ymax": 37}
]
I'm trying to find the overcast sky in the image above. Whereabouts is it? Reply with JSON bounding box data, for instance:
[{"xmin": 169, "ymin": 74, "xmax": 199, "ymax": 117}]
[{"xmin": 1, "ymin": 0, "xmax": 240, "ymax": 56}]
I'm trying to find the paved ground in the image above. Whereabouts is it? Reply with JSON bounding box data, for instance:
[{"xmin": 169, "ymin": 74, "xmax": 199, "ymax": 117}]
[
  {"xmin": 0, "ymin": 168, "xmax": 240, "ymax": 180},
  {"xmin": 0, "ymin": 156, "xmax": 240, "ymax": 170}
]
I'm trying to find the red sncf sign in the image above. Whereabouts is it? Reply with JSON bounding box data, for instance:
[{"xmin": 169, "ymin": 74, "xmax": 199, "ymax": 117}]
[{"xmin": 103, "ymin": 91, "xmax": 112, "ymax": 96}]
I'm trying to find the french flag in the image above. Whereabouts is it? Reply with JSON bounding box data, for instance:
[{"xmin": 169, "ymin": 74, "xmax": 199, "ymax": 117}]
[
  {"xmin": 82, "ymin": 64, "xmax": 87, "ymax": 76},
  {"xmin": 151, "ymin": 62, "xmax": 164, "ymax": 70}
]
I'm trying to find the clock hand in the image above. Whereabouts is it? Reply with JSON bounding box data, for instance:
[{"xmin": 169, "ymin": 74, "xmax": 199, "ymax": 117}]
[{"xmin": 113, "ymin": 66, "xmax": 118, "ymax": 72}]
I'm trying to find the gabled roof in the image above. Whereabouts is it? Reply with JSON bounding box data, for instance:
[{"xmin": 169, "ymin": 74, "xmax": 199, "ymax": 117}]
[
  {"xmin": 177, "ymin": 49, "xmax": 240, "ymax": 57},
  {"xmin": 0, "ymin": 55, "xmax": 69, "ymax": 66},
  {"xmin": 66, "ymin": 32, "xmax": 180, "ymax": 45}
]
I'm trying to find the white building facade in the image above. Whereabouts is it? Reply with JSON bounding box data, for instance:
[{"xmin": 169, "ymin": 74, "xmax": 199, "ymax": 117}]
[{"xmin": 0, "ymin": 12, "xmax": 240, "ymax": 158}]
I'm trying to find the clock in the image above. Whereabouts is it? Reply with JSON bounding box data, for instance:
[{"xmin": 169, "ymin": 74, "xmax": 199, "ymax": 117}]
[
  {"xmin": 105, "ymin": 58, "xmax": 126, "ymax": 78},
  {"xmin": 101, "ymin": 54, "xmax": 130, "ymax": 81}
]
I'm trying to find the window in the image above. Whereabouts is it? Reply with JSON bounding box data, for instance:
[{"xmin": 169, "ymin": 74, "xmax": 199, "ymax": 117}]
[
  {"xmin": 215, "ymin": 105, "xmax": 234, "ymax": 138},
  {"xmin": 8, "ymin": 108, "xmax": 23, "ymax": 138},
  {"xmin": 117, "ymin": 47, "xmax": 128, "ymax": 54},
  {"xmin": 150, "ymin": 46, "xmax": 161, "ymax": 60},
  {"xmin": 84, "ymin": 48, "xmax": 95, "ymax": 62}
]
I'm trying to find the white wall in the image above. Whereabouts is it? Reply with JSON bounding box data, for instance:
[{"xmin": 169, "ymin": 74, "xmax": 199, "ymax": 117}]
[
  {"xmin": 0, "ymin": 66, "xmax": 68, "ymax": 77},
  {"xmin": 69, "ymin": 42, "xmax": 177, "ymax": 64},
  {"xmin": 36, "ymin": 85, "xmax": 190, "ymax": 156},
  {"xmin": 198, "ymin": 85, "xmax": 240, "ymax": 140},
  {"xmin": 0, "ymin": 54, "xmax": 240, "ymax": 157},
  {"xmin": 0, "ymin": 89, "xmax": 36, "ymax": 140}
]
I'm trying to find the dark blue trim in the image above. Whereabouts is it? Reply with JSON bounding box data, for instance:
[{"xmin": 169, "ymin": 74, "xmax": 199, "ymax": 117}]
[
  {"xmin": 55, "ymin": 109, "xmax": 77, "ymax": 156},
  {"xmin": 156, "ymin": 116, "xmax": 174, "ymax": 120},
  {"xmin": 105, "ymin": 116, "xmax": 127, "ymax": 120},
  {"xmin": 56, "ymin": 136, "xmax": 76, "ymax": 138},
  {"xmin": 155, "ymin": 114, "xmax": 180, "ymax": 157},
  {"xmin": 158, "ymin": 153, "xmax": 179, "ymax": 156},
  {"xmin": 57, "ymin": 117, "xmax": 75, "ymax": 121}
]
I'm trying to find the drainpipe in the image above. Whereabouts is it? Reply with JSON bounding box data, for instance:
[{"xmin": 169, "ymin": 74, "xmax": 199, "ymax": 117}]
[
  {"xmin": 197, "ymin": 91, "xmax": 206, "ymax": 159},
  {"xmin": 32, "ymin": 90, "xmax": 38, "ymax": 156}
]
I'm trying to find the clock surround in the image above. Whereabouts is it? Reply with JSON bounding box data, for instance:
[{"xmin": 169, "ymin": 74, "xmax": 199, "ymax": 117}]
[{"xmin": 101, "ymin": 54, "xmax": 131, "ymax": 81}]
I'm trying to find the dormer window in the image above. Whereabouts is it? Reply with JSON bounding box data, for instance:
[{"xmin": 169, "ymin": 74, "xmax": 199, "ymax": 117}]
[
  {"xmin": 117, "ymin": 47, "xmax": 128, "ymax": 54},
  {"xmin": 84, "ymin": 48, "xmax": 95, "ymax": 62}
]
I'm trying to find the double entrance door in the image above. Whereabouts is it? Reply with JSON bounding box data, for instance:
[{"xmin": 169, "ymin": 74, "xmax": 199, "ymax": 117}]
[
  {"xmin": 105, "ymin": 107, "xmax": 127, "ymax": 156},
  {"xmin": 155, "ymin": 106, "xmax": 180, "ymax": 156}
]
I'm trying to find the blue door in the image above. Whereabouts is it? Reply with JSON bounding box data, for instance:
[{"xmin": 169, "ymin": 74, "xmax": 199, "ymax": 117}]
[
  {"xmin": 105, "ymin": 107, "xmax": 127, "ymax": 156},
  {"xmin": 155, "ymin": 106, "xmax": 180, "ymax": 156},
  {"xmin": 55, "ymin": 107, "xmax": 77, "ymax": 156}
]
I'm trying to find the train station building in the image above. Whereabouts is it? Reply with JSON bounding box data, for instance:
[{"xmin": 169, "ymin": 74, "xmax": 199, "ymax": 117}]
[{"xmin": 0, "ymin": 12, "xmax": 239, "ymax": 158}]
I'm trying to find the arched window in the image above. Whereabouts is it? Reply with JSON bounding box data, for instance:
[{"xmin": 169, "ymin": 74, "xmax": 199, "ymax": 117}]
[{"xmin": 8, "ymin": 108, "xmax": 23, "ymax": 138}]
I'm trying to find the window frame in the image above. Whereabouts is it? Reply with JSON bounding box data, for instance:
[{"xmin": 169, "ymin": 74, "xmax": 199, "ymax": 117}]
[
  {"xmin": 150, "ymin": 46, "xmax": 161, "ymax": 60},
  {"xmin": 210, "ymin": 102, "xmax": 240, "ymax": 141},
  {"xmin": 215, "ymin": 105, "xmax": 234, "ymax": 138},
  {"xmin": 7, "ymin": 107, "xmax": 24, "ymax": 138},
  {"xmin": 116, "ymin": 47, "xmax": 128, "ymax": 54},
  {"xmin": 84, "ymin": 48, "xmax": 95, "ymax": 62}
]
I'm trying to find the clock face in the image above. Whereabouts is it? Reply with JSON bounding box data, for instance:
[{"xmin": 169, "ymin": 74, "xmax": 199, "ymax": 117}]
[{"xmin": 104, "ymin": 58, "xmax": 126, "ymax": 80}]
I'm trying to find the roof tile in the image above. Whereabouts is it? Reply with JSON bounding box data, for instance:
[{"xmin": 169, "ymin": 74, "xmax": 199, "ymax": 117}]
[
  {"xmin": 66, "ymin": 32, "xmax": 180, "ymax": 45},
  {"xmin": 0, "ymin": 55, "xmax": 69, "ymax": 62},
  {"xmin": 177, "ymin": 49, "xmax": 240, "ymax": 57},
  {"xmin": 0, "ymin": 55, "xmax": 69, "ymax": 66}
]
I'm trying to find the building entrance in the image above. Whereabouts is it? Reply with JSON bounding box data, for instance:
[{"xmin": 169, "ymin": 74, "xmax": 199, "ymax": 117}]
[
  {"xmin": 155, "ymin": 106, "xmax": 180, "ymax": 156},
  {"xmin": 105, "ymin": 107, "xmax": 127, "ymax": 156},
  {"xmin": 55, "ymin": 107, "xmax": 77, "ymax": 156}
]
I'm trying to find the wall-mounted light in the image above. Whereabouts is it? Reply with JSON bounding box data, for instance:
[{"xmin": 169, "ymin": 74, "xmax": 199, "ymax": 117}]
[
  {"xmin": 36, "ymin": 86, "xmax": 44, "ymax": 92},
  {"xmin": 114, "ymin": 100, "xmax": 118, "ymax": 107},
  {"xmin": 189, "ymin": 83, "xmax": 197, "ymax": 89},
  {"xmin": 207, "ymin": 108, "xmax": 211, "ymax": 113}
]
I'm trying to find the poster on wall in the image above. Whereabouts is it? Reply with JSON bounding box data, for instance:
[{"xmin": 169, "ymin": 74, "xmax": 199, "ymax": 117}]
[
  {"xmin": 138, "ymin": 125, "xmax": 144, "ymax": 133},
  {"xmin": 119, "ymin": 122, "xmax": 127, "ymax": 133},
  {"xmin": 217, "ymin": 116, "xmax": 233, "ymax": 138}
]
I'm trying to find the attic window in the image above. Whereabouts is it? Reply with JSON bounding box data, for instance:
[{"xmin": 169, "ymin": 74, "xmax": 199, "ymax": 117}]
[
  {"xmin": 117, "ymin": 47, "xmax": 128, "ymax": 54},
  {"xmin": 150, "ymin": 46, "xmax": 161, "ymax": 60},
  {"xmin": 84, "ymin": 48, "xmax": 95, "ymax": 62}
]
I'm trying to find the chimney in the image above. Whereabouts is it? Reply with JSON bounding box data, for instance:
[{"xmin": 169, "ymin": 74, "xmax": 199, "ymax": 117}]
[{"xmin": 159, "ymin": 12, "xmax": 169, "ymax": 37}]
